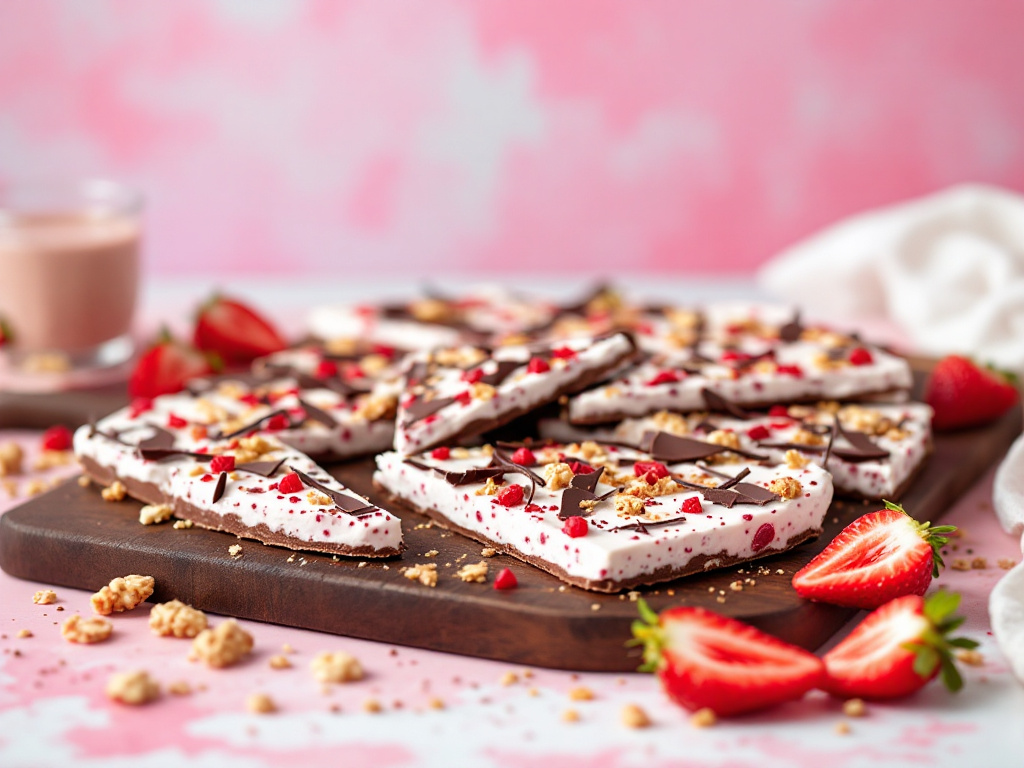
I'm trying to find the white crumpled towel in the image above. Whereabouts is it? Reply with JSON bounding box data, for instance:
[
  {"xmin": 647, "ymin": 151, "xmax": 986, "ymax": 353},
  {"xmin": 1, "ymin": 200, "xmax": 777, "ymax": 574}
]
[
  {"xmin": 760, "ymin": 184, "xmax": 1024, "ymax": 373},
  {"xmin": 761, "ymin": 184, "xmax": 1024, "ymax": 685}
]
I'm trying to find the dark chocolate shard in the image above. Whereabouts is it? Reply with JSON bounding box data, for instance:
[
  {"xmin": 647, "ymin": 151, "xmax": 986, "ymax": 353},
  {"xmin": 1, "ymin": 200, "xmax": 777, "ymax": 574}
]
[
  {"xmin": 236, "ymin": 457, "xmax": 286, "ymax": 478},
  {"xmin": 570, "ymin": 467, "xmax": 603, "ymax": 494},
  {"xmin": 643, "ymin": 431, "xmax": 767, "ymax": 464},
  {"xmin": 212, "ymin": 472, "xmax": 228, "ymax": 504},
  {"xmin": 216, "ymin": 410, "xmax": 294, "ymax": 440},
  {"xmin": 613, "ymin": 515, "xmax": 689, "ymax": 532},
  {"xmin": 479, "ymin": 359, "xmax": 523, "ymax": 387},
  {"xmin": 700, "ymin": 488, "xmax": 739, "ymax": 508},
  {"xmin": 290, "ymin": 467, "xmax": 376, "ymax": 516},
  {"xmin": 403, "ymin": 459, "xmax": 506, "ymax": 487},
  {"xmin": 401, "ymin": 396, "xmax": 456, "ymax": 426},
  {"xmin": 489, "ymin": 451, "xmax": 543, "ymax": 505},
  {"xmin": 137, "ymin": 426, "xmax": 175, "ymax": 452},
  {"xmin": 779, "ymin": 312, "xmax": 803, "ymax": 342},
  {"xmin": 297, "ymin": 398, "xmax": 337, "ymax": 428},
  {"xmin": 730, "ymin": 482, "xmax": 779, "ymax": 505},
  {"xmin": 140, "ymin": 449, "xmax": 215, "ymax": 462},
  {"xmin": 717, "ymin": 467, "xmax": 751, "ymax": 490},
  {"xmin": 835, "ymin": 424, "xmax": 890, "ymax": 462},
  {"xmin": 559, "ymin": 486, "xmax": 597, "ymax": 520},
  {"xmin": 701, "ymin": 389, "xmax": 755, "ymax": 420}
]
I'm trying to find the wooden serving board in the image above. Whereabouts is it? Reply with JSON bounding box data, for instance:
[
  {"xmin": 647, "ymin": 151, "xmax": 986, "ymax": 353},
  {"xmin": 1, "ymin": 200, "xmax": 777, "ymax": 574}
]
[{"xmin": 1, "ymin": 401, "xmax": 1019, "ymax": 671}]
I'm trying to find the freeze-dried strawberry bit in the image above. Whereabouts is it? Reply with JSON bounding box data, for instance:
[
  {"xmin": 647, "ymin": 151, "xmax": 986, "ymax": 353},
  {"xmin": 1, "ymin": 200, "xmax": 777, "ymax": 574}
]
[
  {"xmin": 567, "ymin": 460, "xmax": 593, "ymax": 475},
  {"xmin": 720, "ymin": 350, "xmax": 751, "ymax": 363},
  {"xmin": 344, "ymin": 364, "xmax": 365, "ymax": 380},
  {"xmin": 751, "ymin": 523, "xmax": 775, "ymax": 552},
  {"xmin": 494, "ymin": 568, "xmax": 518, "ymax": 590},
  {"xmin": 373, "ymin": 344, "xmax": 396, "ymax": 359},
  {"xmin": 634, "ymin": 461, "xmax": 669, "ymax": 481},
  {"xmin": 430, "ymin": 446, "xmax": 451, "ymax": 460},
  {"xmin": 129, "ymin": 398, "xmax": 154, "ymax": 418},
  {"xmin": 681, "ymin": 496, "xmax": 703, "ymax": 515},
  {"xmin": 41, "ymin": 425, "xmax": 73, "ymax": 452},
  {"xmin": 265, "ymin": 414, "xmax": 290, "ymax": 431},
  {"xmin": 238, "ymin": 393, "xmax": 261, "ymax": 407},
  {"xmin": 562, "ymin": 516, "xmax": 589, "ymax": 538},
  {"xmin": 776, "ymin": 365, "xmax": 803, "ymax": 378},
  {"xmin": 511, "ymin": 447, "xmax": 536, "ymax": 466},
  {"xmin": 527, "ymin": 357, "xmax": 550, "ymax": 374},
  {"xmin": 848, "ymin": 347, "xmax": 874, "ymax": 366},
  {"xmin": 166, "ymin": 414, "xmax": 188, "ymax": 429},
  {"xmin": 315, "ymin": 359, "xmax": 338, "ymax": 379},
  {"xmin": 497, "ymin": 484, "xmax": 525, "ymax": 507},
  {"xmin": 768, "ymin": 405, "xmax": 790, "ymax": 418},
  {"xmin": 210, "ymin": 455, "xmax": 235, "ymax": 474},
  {"xmin": 551, "ymin": 346, "xmax": 577, "ymax": 361},
  {"xmin": 454, "ymin": 391, "xmax": 472, "ymax": 406},
  {"xmin": 277, "ymin": 472, "xmax": 303, "ymax": 494},
  {"xmin": 646, "ymin": 370, "xmax": 680, "ymax": 386},
  {"xmin": 461, "ymin": 368, "xmax": 485, "ymax": 384},
  {"xmin": 746, "ymin": 425, "xmax": 771, "ymax": 441}
]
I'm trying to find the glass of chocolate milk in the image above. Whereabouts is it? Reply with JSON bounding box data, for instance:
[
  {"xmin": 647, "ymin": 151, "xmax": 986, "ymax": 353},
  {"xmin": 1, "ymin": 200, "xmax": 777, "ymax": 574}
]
[{"xmin": 0, "ymin": 179, "xmax": 141, "ymax": 383}]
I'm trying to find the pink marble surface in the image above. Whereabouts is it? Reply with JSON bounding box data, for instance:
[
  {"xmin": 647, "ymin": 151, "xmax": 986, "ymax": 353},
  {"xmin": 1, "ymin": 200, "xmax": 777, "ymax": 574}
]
[
  {"xmin": 2, "ymin": 1, "xmax": 1023, "ymax": 279},
  {"xmin": 1, "ymin": 429, "xmax": 1023, "ymax": 767}
]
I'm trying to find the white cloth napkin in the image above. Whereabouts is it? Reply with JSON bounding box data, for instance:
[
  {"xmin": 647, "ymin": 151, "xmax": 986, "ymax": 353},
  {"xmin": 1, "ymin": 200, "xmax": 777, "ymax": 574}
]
[
  {"xmin": 760, "ymin": 184, "xmax": 1024, "ymax": 373},
  {"xmin": 992, "ymin": 434, "xmax": 1024, "ymax": 683}
]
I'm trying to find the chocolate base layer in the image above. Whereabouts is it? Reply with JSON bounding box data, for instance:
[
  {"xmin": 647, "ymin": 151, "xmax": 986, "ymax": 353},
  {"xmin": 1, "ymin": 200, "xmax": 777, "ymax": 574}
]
[
  {"xmin": 567, "ymin": 385, "xmax": 913, "ymax": 426},
  {"xmin": 405, "ymin": 337, "xmax": 638, "ymax": 455},
  {"xmin": 374, "ymin": 482, "xmax": 822, "ymax": 593},
  {"xmin": 78, "ymin": 455, "xmax": 402, "ymax": 559}
]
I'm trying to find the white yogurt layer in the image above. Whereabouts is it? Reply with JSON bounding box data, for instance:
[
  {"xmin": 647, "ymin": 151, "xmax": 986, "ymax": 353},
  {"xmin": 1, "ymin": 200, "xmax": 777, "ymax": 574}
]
[
  {"xmin": 374, "ymin": 444, "xmax": 833, "ymax": 589},
  {"xmin": 542, "ymin": 401, "xmax": 933, "ymax": 500},
  {"xmin": 74, "ymin": 392, "xmax": 402, "ymax": 556},
  {"xmin": 395, "ymin": 333, "xmax": 635, "ymax": 456}
]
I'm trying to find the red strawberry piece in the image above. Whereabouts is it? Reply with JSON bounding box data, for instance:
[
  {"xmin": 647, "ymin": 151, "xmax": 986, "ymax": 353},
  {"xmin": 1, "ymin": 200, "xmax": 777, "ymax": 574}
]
[
  {"xmin": 633, "ymin": 461, "xmax": 669, "ymax": 485},
  {"xmin": 848, "ymin": 347, "xmax": 873, "ymax": 366},
  {"xmin": 238, "ymin": 393, "xmax": 262, "ymax": 407},
  {"xmin": 527, "ymin": 358, "xmax": 550, "ymax": 374},
  {"xmin": 681, "ymin": 496, "xmax": 702, "ymax": 515},
  {"xmin": 277, "ymin": 472, "xmax": 303, "ymax": 494},
  {"xmin": 315, "ymin": 359, "xmax": 338, "ymax": 379},
  {"xmin": 822, "ymin": 591, "xmax": 977, "ymax": 700},
  {"xmin": 720, "ymin": 350, "xmax": 750, "ymax": 363},
  {"xmin": 751, "ymin": 523, "xmax": 775, "ymax": 552},
  {"xmin": 511, "ymin": 447, "xmax": 536, "ymax": 466},
  {"xmin": 496, "ymin": 484, "xmax": 524, "ymax": 507},
  {"xmin": 925, "ymin": 354, "xmax": 1019, "ymax": 431},
  {"xmin": 193, "ymin": 294, "xmax": 287, "ymax": 366},
  {"xmin": 768, "ymin": 405, "xmax": 790, "ymax": 417},
  {"xmin": 562, "ymin": 516, "xmax": 588, "ymax": 537},
  {"xmin": 775, "ymin": 364, "xmax": 803, "ymax": 377},
  {"xmin": 41, "ymin": 425, "xmax": 73, "ymax": 452},
  {"xmin": 629, "ymin": 601, "xmax": 824, "ymax": 716},
  {"xmin": 373, "ymin": 344, "xmax": 396, "ymax": 359},
  {"xmin": 430, "ymin": 446, "xmax": 451, "ymax": 460},
  {"xmin": 128, "ymin": 397, "xmax": 154, "ymax": 418},
  {"xmin": 264, "ymin": 414, "xmax": 290, "ymax": 431},
  {"xmin": 129, "ymin": 337, "xmax": 215, "ymax": 399},
  {"xmin": 493, "ymin": 568, "xmax": 518, "ymax": 590},
  {"xmin": 210, "ymin": 455, "xmax": 235, "ymax": 474},
  {"xmin": 646, "ymin": 370, "xmax": 680, "ymax": 386},
  {"xmin": 166, "ymin": 413, "xmax": 188, "ymax": 429},
  {"xmin": 192, "ymin": 425, "xmax": 208, "ymax": 441},
  {"xmin": 550, "ymin": 346, "xmax": 577, "ymax": 360},
  {"xmin": 461, "ymin": 368, "xmax": 484, "ymax": 384},
  {"xmin": 746, "ymin": 424, "xmax": 770, "ymax": 441},
  {"xmin": 454, "ymin": 391, "xmax": 472, "ymax": 406},
  {"xmin": 791, "ymin": 501, "xmax": 956, "ymax": 610}
]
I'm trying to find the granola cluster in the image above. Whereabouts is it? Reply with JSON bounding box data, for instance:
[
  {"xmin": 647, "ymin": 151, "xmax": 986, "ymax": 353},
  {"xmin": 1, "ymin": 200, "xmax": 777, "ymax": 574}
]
[
  {"xmin": 61, "ymin": 615, "xmax": 113, "ymax": 644},
  {"xmin": 149, "ymin": 599, "xmax": 208, "ymax": 638},
  {"xmin": 106, "ymin": 670, "xmax": 160, "ymax": 705},
  {"xmin": 91, "ymin": 575, "xmax": 155, "ymax": 615},
  {"xmin": 310, "ymin": 651, "xmax": 364, "ymax": 683},
  {"xmin": 191, "ymin": 619, "xmax": 254, "ymax": 668}
]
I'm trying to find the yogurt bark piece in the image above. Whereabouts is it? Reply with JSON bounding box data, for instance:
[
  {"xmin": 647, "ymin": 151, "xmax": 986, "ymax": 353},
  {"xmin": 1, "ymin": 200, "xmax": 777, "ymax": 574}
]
[
  {"xmin": 374, "ymin": 438, "xmax": 833, "ymax": 592},
  {"xmin": 542, "ymin": 400, "xmax": 933, "ymax": 501},
  {"xmin": 74, "ymin": 392, "xmax": 402, "ymax": 557},
  {"xmin": 393, "ymin": 332, "xmax": 637, "ymax": 456},
  {"xmin": 567, "ymin": 305, "xmax": 913, "ymax": 423}
]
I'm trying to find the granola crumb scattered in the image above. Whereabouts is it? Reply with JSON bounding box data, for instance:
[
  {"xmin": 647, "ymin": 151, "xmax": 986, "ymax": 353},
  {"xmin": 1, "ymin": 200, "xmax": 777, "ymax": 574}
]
[
  {"xmin": 481, "ymin": 547, "xmax": 497, "ymax": 558},
  {"xmin": 61, "ymin": 615, "xmax": 113, "ymax": 644},
  {"xmin": 784, "ymin": 449, "xmax": 809, "ymax": 470},
  {"xmin": 311, "ymin": 651, "xmax": 363, "ymax": 683},
  {"xmin": 835, "ymin": 721, "xmax": 851, "ymax": 735},
  {"xmin": 247, "ymin": 693, "xmax": 277, "ymax": 714},
  {"xmin": 423, "ymin": 549, "xmax": 439, "ymax": 558},
  {"xmin": 950, "ymin": 558, "xmax": 971, "ymax": 571},
  {"xmin": 167, "ymin": 680, "xmax": 192, "ymax": 696},
  {"xmin": 269, "ymin": 654, "xmax": 292, "ymax": 670},
  {"xmin": 500, "ymin": 671, "xmax": 519, "ymax": 686},
  {"xmin": 282, "ymin": 643, "xmax": 295, "ymax": 654},
  {"xmin": 971, "ymin": 557, "xmax": 988, "ymax": 570},
  {"xmin": 16, "ymin": 629, "xmax": 32, "ymax": 638},
  {"xmin": 591, "ymin": 603, "xmax": 601, "ymax": 612},
  {"xmin": 767, "ymin": 476, "xmax": 802, "ymax": 500},
  {"xmin": 77, "ymin": 475, "xmax": 91, "ymax": 488},
  {"xmin": 621, "ymin": 703, "xmax": 651, "ymax": 728},
  {"xmin": 729, "ymin": 580, "xmax": 744, "ymax": 592},
  {"xmin": 228, "ymin": 544, "xmax": 243, "ymax": 558},
  {"xmin": 998, "ymin": 558, "xmax": 1018, "ymax": 570},
  {"xmin": 106, "ymin": 670, "xmax": 160, "ymax": 705},
  {"xmin": 0, "ymin": 442, "xmax": 24, "ymax": 476},
  {"xmin": 690, "ymin": 708, "xmax": 716, "ymax": 728},
  {"xmin": 956, "ymin": 649, "xmax": 985, "ymax": 666},
  {"xmin": 527, "ymin": 687, "xmax": 539, "ymax": 697},
  {"xmin": 91, "ymin": 575, "xmax": 155, "ymax": 615},
  {"xmin": 402, "ymin": 563, "xmax": 438, "ymax": 587},
  {"xmin": 25, "ymin": 479, "xmax": 48, "ymax": 497},
  {"xmin": 561, "ymin": 708, "xmax": 580, "ymax": 723},
  {"xmin": 456, "ymin": 561, "xmax": 489, "ymax": 583},
  {"xmin": 173, "ymin": 519, "xmax": 194, "ymax": 530},
  {"xmin": 149, "ymin": 600, "xmax": 208, "ymax": 638},
  {"xmin": 139, "ymin": 504, "xmax": 174, "ymax": 525},
  {"xmin": 100, "ymin": 481, "xmax": 127, "ymax": 502},
  {"xmin": 428, "ymin": 697, "xmax": 445, "ymax": 710},
  {"xmin": 363, "ymin": 698, "xmax": 382, "ymax": 713},
  {"xmin": 568, "ymin": 686, "xmax": 594, "ymax": 701},
  {"xmin": 191, "ymin": 620, "xmax": 254, "ymax": 668},
  {"xmin": 842, "ymin": 698, "xmax": 867, "ymax": 717},
  {"xmin": 33, "ymin": 590, "xmax": 57, "ymax": 605}
]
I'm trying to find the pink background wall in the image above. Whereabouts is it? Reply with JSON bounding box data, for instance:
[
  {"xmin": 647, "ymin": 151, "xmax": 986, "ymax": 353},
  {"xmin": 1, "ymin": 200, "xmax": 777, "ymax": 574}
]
[{"xmin": 1, "ymin": 0, "xmax": 1022, "ymax": 277}]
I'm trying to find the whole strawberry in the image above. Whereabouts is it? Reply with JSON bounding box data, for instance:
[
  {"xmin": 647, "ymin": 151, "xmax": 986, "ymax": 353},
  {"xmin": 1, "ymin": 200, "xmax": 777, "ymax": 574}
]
[
  {"xmin": 193, "ymin": 294, "xmax": 287, "ymax": 366},
  {"xmin": 630, "ymin": 600, "xmax": 824, "ymax": 716},
  {"xmin": 925, "ymin": 354, "xmax": 1018, "ymax": 430},
  {"xmin": 129, "ymin": 334, "xmax": 216, "ymax": 398},
  {"xmin": 822, "ymin": 591, "xmax": 977, "ymax": 699},
  {"xmin": 791, "ymin": 502, "xmax": 955, "ymax": 610}
]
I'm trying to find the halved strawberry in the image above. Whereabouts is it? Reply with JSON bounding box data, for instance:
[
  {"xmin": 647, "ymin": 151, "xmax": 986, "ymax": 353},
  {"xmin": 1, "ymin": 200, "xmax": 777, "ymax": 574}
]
[
  {"xmin": 925, "ymin": 354, "xmax": 1019, "ymax": 431},
  {"xmin": 193, "ymin": 294, "xmax": 287, "ymax": 366},
  {"xmin": 822, "ymin": 591, "xmax": 977, "ymax": 699},
  {"xmin": 629, "ymin": 600, "xmax": 824, "ymax": 716},
  {"xmin": 129, "ymin": 334, "xmax": 216, "ymax": 399},
  {"xmin": 791, "ymin": 502, "xmax": 955, "ymax": 610}
]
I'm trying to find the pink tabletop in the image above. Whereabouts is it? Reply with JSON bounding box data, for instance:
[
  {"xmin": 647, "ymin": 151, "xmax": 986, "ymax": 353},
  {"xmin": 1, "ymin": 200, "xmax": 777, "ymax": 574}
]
[{"xmin": 2, "ymin": 427, "xmax": 1022, "ymax": 768}]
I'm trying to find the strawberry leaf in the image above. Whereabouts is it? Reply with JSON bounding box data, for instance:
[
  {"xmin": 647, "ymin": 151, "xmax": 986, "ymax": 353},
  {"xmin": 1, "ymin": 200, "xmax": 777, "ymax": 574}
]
[
  {"xmin": 948, "ymin": 637, "xmax": 980, "ymax": 650},
  {"xmin": 627, "ymin": 599, "xmax": 664, "ymax": 673},
  {"xmin": 939, "ymin": 654, "xmax": 964, "ymax": 692},
  {"xmin": 908, "ymin": 643, "xmax": 940, "ymax": 678}
]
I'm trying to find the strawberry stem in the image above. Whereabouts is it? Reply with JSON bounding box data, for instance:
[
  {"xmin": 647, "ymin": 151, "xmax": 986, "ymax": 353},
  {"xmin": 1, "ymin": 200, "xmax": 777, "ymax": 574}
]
[
  {"xmin": 900, "ymin": 590, "xmax": 978, "ymax": 693},
  {"xmin": 626, "ymin": 598, "xmax": 665, "ymax": 673}
]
